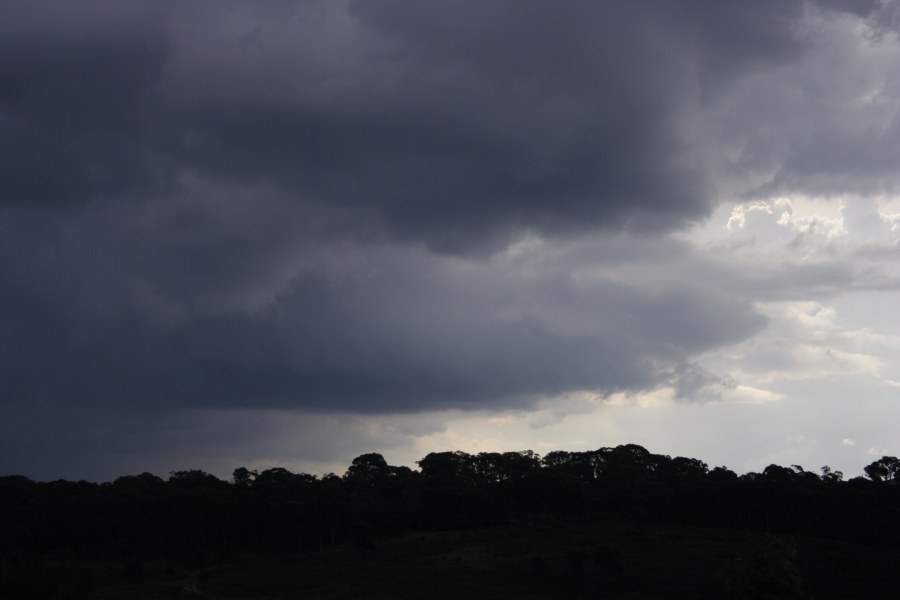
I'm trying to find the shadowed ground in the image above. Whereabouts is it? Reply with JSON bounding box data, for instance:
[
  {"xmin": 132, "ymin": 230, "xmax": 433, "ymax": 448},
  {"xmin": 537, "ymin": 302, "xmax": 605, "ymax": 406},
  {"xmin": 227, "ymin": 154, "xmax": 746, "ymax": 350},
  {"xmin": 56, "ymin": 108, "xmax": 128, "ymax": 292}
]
[{"xmin": 4, "ymin": 519, "xmax": 896, "ymax": 599}]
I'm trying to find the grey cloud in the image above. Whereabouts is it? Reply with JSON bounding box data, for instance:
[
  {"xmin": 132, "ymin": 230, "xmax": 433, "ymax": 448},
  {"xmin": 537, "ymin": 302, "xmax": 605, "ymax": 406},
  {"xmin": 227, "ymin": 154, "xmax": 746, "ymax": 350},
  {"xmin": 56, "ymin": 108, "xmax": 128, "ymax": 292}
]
[
  {"xmin": 815, "ymin": 0, "xmax": 884, "ymax": 18},
  {"xmin": 2, "ymin": 0, "xmax": 865, "ymax": 249},
  {"xmin": 163, "ymin": 1, "xmax": 712, "ymax": 249},
  {"xmin": 2, "ymin": 0, "xmax": 897, "ymax": 478},
  {"xmin": 703, "ymin": 3, "xmax": 900, "ymax": 200},
  {"xmin": 0, "ymin": 204, "xmax": 766, "ymax": 414},
  {"xmin": 669, "ymin": 362, "xmax": 737, "ymax": 402},
  {"xmin": 0, "ymin": 2, "xmax": 171, "ymax": 205}
]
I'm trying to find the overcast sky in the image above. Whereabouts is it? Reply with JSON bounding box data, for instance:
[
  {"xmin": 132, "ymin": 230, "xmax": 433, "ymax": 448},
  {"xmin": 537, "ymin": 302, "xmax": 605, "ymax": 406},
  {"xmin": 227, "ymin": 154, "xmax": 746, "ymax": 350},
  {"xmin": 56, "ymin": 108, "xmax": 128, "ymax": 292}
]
[{"xmin": 3, "ymin": 0, "xmax": 900, "ymax": 481}]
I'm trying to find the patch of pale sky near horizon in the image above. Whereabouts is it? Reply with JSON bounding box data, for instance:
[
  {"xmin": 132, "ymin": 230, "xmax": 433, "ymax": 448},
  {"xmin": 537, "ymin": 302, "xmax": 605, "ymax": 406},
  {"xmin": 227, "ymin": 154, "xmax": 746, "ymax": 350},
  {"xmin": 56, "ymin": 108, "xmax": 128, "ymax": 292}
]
[
  {"xmin": 376, "ymin": 195, "xmax": 900, "ymax": 479},
  {"xmin": 674, "ymin": 194, "xmax": 900, "ymax": 472}
]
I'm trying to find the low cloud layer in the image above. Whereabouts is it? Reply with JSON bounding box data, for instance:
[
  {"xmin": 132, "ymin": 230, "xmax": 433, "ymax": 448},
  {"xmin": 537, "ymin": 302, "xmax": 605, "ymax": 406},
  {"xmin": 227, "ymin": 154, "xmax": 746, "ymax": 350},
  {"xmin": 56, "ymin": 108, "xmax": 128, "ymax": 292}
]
[{"xmin": 0, "ymin": 204, "xmax": 766, "ymax": 413}]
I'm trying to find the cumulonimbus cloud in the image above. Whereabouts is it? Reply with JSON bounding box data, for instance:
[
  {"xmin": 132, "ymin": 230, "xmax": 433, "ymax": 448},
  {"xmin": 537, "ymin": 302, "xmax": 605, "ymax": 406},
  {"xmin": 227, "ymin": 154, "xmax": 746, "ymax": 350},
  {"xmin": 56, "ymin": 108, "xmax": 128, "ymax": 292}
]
[{"xmin": 0, "ymin": 0, "xmax": 896, "ymax": 420}]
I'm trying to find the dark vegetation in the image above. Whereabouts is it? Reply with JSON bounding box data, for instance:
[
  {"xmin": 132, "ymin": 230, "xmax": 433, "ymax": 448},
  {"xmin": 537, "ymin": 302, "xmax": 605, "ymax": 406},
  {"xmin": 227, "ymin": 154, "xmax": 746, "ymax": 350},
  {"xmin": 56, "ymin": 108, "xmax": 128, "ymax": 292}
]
[{"xmin": 2, "ymin": 446, "xmax": 899, "ymax": 598}]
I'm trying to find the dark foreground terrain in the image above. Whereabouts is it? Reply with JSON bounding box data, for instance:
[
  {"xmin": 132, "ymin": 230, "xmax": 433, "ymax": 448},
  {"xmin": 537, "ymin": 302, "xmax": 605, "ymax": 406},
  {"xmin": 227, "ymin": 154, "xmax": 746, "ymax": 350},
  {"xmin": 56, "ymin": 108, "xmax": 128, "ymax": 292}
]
[
  {"xmin": 3, "ymin": 445, "xmax": 899, "ymax": 598},
  {"xmin": 3, "ymin": 521, "xmax": 898, "ymax": 599}
]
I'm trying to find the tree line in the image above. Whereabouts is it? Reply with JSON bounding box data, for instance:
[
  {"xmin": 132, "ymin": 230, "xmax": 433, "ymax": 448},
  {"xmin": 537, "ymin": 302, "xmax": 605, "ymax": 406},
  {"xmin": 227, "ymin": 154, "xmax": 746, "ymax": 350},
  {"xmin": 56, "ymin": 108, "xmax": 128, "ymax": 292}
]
[{"xmin": 1, "ymin": 446, "xmax": 899, "ymax": 557}]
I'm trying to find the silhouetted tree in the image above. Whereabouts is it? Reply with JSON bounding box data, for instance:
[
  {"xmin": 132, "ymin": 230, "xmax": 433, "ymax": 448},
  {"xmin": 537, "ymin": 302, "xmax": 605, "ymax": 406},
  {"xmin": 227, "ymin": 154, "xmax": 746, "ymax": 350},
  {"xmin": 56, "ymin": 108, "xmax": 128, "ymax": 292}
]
[
  {"xmin": 113, "ymin": 472, "xmax": 164, "ymax": 489},
  {"xmin": 254, "ymin": 467, "xmax": 314, "ymax": 493},
  {"xmin": 345, "ymin": 453, "xmax": 390, "ymax": 485},
  {"xmin": 864, "ymin": 456, "xmax": 900, "ymax": 482},
  {"xmin": 709, "ymin": 466, "xmax": 738, "ymax": 482},
  {"xmin": 232, "ymin": 467, "xmax": 257, "ymax": 488},
  {"xmin": 820, "ymin": 465, "xmax": 843, "ymax": 484},
  {"xmin": 5, "ymin": 443, "xmax": 900, "ymax": 560},
  {"xmin": 418, "ymin": 451, "xmax": 475, "ymax": 484},
  {"xmin": 168, "ymin": 469, "xmax": 226, "ymax": 488}
]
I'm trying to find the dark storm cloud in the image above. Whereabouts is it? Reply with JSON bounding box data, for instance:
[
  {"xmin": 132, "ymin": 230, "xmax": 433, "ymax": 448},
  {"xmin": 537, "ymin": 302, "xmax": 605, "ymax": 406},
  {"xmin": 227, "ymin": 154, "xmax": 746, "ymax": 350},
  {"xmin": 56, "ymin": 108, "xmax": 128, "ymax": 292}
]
[
  {"xmin": 3, "ymin": 0, "xmax": 865, "ymax": 244},
  {"xmin": 3, "ymin": 1, "xmax": 887, "ymax": 234},
  {"xmin": 0, "ymin": 2, "xmax": 172, "ymax": 205},
  {"xmin": 162, "ymin": 0, "xmax": 890, "ymax": 248},
  {"xmin": 1, "ymin": 0, "xmax": 897, "ymax": 467},
  {"xmin": 152, "ymin": 0, "xmax": 716, "ymax": 251},
  {"xmin": 0, "ymin": 201, "xmax": 766, "ymax": 413}
]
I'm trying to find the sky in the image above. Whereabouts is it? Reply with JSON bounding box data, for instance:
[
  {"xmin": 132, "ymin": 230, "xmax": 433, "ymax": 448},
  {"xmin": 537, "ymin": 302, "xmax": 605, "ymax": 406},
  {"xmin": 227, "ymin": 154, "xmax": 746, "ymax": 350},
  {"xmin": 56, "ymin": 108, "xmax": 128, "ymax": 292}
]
[{"xmin": 2, "ymin": 0, "xmax": 900, "ymax": 482}]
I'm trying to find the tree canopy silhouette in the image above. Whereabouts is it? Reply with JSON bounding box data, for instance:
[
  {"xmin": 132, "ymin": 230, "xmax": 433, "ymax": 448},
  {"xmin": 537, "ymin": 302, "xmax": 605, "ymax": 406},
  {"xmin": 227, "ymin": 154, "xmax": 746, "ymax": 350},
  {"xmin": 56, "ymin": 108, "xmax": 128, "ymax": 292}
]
[{"xmin": 1, "ymin": 447, "xmax": 900, "ymax": 558}]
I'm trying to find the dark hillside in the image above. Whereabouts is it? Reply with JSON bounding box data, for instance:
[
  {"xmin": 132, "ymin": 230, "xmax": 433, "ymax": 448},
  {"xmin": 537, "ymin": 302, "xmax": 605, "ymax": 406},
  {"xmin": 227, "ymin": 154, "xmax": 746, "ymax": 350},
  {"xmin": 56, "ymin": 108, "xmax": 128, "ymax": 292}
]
[{"xmin": 2, "ymin": 446, "xmax": 899, "ymax": 598}]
